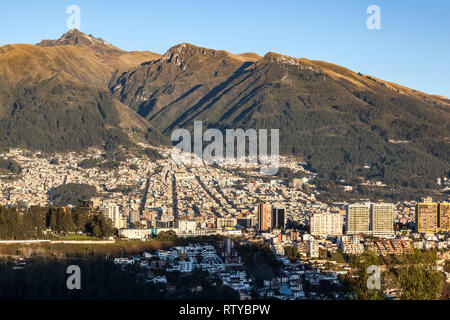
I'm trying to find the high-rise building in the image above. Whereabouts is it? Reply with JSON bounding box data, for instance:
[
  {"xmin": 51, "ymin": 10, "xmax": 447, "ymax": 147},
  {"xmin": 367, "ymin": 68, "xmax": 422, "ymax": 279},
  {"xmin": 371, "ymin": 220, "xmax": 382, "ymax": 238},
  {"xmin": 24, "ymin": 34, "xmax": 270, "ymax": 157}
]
[
  {"xmin": 415, "ymin": 197, "xmax": 438, "ymax": 233},
  {"xmin": 310, "ymin": 213, "xmax": 343, "ymax": 236},
  {"xmin": 345, "ymin": 203, "xmax": 370, "ymax": 235},
  {"xmin": 371, "ymin": 203, "xmax": 395, "ymax": 237},
  {"xmin": 271, "ymin": 207, "xmax": 285, "ymax": 229},
  {"xmin": 257, "ymin": 203, "xmax": 272, "ymax": 232},
  {"xmin": 100, "ymin": 204, "xmax": 121, "ymax": 229},
  {"xmin": 438, "ymin": 202, "xmax": 450, "ymax": 232}
]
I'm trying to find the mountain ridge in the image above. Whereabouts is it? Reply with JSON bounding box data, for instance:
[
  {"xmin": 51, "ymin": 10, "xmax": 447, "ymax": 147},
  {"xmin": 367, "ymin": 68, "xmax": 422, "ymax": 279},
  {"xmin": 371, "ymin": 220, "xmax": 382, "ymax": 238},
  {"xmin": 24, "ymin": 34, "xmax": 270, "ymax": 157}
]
[{"xmin": 0, "ymin": 30, "xmax": 448, "ymax": 198}]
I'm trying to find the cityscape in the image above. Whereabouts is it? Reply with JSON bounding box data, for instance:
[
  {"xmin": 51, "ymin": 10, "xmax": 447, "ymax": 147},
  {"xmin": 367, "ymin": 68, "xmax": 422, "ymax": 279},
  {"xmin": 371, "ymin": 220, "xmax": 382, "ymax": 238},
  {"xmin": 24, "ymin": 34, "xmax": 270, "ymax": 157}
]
[
  {"xmin": 0, "ymin": 143, "xmax": 449, "ymax": 301},
  {"xmin": 0, "ymin": 1, "xmax": 449, "ymax": 312}
]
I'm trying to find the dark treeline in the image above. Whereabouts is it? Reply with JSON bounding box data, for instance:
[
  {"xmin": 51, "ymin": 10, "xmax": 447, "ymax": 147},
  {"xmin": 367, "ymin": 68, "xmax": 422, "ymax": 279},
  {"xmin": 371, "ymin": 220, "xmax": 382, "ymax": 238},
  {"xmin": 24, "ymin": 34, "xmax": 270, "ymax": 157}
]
[
  {"xmin": 48, "ymin": 183, "xmax": 97, "ymax": 206},
  {"xmin": 0, "ymin": 206, "xmax": 113, "ymax": 240},
  {"xmin": 0, "ymin": 257, "xmax": 238, "ymax": 300},
  {"xmin": 0, "ymin": 157, "xmax": 21, "ymax": 174}
]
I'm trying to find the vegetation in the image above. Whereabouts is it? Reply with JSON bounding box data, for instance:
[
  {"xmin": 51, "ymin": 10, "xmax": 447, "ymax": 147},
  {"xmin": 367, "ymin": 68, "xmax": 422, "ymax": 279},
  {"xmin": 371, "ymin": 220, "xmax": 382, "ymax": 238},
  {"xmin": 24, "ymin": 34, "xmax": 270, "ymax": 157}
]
[
  {"xmin": 394, "ymin": 250, "xmax": 444, "ymax": 300},
  {"xmin": 143, "ymin": 148, "xmax": 164, "ymax": 161},
  {"xmin": 235, "ymin": 242, "xmax": 281, "ymax": 285},
  {"xmin": 0, "ymin": 76, "xmax": 134, "ymax": 153},
  {"xmin": 112, "ymin": 49, "xmax": 450, "ymax": 200},
  {"xmin": 0, "ymin": 158, "xmax": 21, "ymax": 174},
  {"xmin": 49, "ymin": 183, "xmax": 97, "ymax": 206},
  {"xmin": 346, "ymin": 251, "xmax": 385, "ymax": 300},
  {"xmin": 345, "ymin": 250, "xmax": 445, "ymax": 300},
  {"xmin": 276, "ymin": 167, "xmax": 308, "ymax": 183},
  {"xmin": 0, "ymin": 206, "xmax": 113, "ymax": 240},
  {"xmin": 284, "ymin": 246, "xmax": 300, "ymax": 261},
  {"xmin": 156, "ymin": 230, "xmax": 178, "ymax": 241}
]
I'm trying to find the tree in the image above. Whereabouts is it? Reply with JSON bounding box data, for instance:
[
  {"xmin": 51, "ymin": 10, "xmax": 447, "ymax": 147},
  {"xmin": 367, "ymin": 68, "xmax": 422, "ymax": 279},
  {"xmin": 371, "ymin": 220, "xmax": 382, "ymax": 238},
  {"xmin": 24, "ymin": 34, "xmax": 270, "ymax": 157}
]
[
  {"xmin": 395, "ymin": 250, "xmax": 444, "ymax": 300},
  {"xmin": 156, "ymin": 230, "xmax": 177, "ymax": 241},
  {"xmin": 284, "ymin": 246, "xmax": 300, "ymax": 261},
  {"xmin": 48, "ymin": 208, "xmax": 57, "ymax": 231},
  {"xmin": 348, "ymin": 251, "xmax": 385, "ymax": 300},
  {"xmin": 73, "ymin": 207, "xmax": 89, "ymax": 233},
  {"xmin": 98, "ymin": 213, "xmax": 113, "ymax": 238}
]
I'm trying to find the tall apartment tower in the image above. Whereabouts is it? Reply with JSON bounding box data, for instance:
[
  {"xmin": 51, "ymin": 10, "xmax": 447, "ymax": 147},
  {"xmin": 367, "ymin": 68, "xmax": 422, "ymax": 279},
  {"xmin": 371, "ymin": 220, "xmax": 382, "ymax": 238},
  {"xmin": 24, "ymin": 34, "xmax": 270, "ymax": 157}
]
[
  {"xmin": 257, "ymin": 203, "xmax": 272, "ymax": 232},
  {"xmin": 438, "ymin": 202, "xmax": 450, "ymax": 232},
  {"xmin": 271, "ymin": 207, "xmax": 286, "ymax": 229},
  {"xmin": 310, "ymin": 213, "xmax": 343, "ymax": 236},
  {"xmin": 415, "ymin": 197, "xmax": 438, "ymax": 233},
  {"xmin": 100, "ymin": 204, "xmax": 121, "ymax": 229},
  {"xmin": 370, "ymin": 203, "xmax": 395, "ymax": 237},
  {"xmin": 345, "ymin": 203, "xmax": 370, "ymax": 235}
]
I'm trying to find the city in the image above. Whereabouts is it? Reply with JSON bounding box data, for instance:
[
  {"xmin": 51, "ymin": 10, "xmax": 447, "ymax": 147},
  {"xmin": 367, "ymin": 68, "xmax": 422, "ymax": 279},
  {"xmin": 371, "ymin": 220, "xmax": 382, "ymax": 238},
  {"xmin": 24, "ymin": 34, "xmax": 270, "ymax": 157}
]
[
  {"xmin": 0, "ymin": 1, "xmax": 449, "ymax": 312},
  {"xmin": 0, "ymin": 143, "xmax": 449, "ymax": 300}
]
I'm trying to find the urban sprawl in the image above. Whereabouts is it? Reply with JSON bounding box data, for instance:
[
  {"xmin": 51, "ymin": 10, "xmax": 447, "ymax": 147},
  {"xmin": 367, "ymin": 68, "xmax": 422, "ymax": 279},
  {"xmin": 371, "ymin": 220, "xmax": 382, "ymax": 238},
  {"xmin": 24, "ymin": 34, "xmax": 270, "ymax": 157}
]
[{"xmin": 1, "ymin": 144, "xmax": 449, "ymax": 300}]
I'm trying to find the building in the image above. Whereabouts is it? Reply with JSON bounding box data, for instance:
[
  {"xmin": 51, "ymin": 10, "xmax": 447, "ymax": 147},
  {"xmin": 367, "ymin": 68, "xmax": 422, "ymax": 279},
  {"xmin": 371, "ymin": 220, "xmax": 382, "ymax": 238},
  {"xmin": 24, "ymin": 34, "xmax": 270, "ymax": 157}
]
[
  {"xmin": 178, "ymin": 220, "xmax": 197, "ymax": 234},
  {"xmin": 237, "ymin": 217, "xmax": 256, "ymax": 229},
  {"xmin": 337, "ymin": 236, "xmax": 364, "ymax": 255},
  {"xmin": 258, "ymin": 203, "xmax": 272, "ymax": 232},
  {"xmin": 290, "ymin": 179, "xmax": 303, "ymax": 190},
  {"xmin": 271, "ymin": 207, "xmax": 285, "ymax": 229},
  {"xmin": 345, "ymin": 203, "xmax": 370, "ymax": 235},
  {"xmin": 415, "ymin": 197, "xmax": 438, "ymax": 233},
  {"xmin": 306, "ymin": 239, "xmax": 319, "ymax": 258},
  {"xmin": 100, "ymin": 204, "xmax": 121, "ymax": 229},
  {"xmin": 438, "ymin": 202, "xmax": 450, "ymax": 232},
  {"xmin": 119, "ymin": 229, "xmax": 152, "ymax": 240},
  {"xmin": 216, "ymin": 218, "xmax": 237, "ymax": 229},
  {"xmin": 371, "ymin": 203, "xmax": 395, "ymax": 237},
  {"xmin": 310, "ymin": 213, "xmax": 343, "ymax": 237}
]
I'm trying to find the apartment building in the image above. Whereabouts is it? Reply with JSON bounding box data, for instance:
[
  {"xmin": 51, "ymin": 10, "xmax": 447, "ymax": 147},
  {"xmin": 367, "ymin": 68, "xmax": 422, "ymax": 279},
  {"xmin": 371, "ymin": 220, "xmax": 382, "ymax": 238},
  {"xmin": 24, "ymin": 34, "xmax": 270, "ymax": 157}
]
[
  {"xmin": 371, "ymin": 203, "xmax": 395, "ymax": 237},
  {"xmin": 310, "ymin": 213, "xmax": 343, "ymax": 237},
  {"xmin": 438, "ymin": 202, "xmax": 450, "ymax": 232},
  {"xmin": 258, "ymin": 203, "xmax": 272, "ymax": 232},
  {"xmin": 100, "ymin": 204, "xmax": 122, "ymax": 229},
  {"xmin": 345, "ymin": 203, "xmax": 370, "ymax": 235},
  {"xmin": 415, "ymin": 197, "xmax": 438, "ymax": 233},
  {"xmin": 271, "ymin": 207, "xmax": 286, "ymax": 229}
]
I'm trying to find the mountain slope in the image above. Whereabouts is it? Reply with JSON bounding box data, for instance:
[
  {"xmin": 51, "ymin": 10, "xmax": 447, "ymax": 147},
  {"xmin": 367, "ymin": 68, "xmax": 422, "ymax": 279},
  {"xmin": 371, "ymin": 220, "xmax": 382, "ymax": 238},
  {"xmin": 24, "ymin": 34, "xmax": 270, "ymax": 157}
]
[
  {"xmin": 111, "ymin": 44, "xmax": 450, "ymax": 191},
  {"xmin": 0, "ymin": 30, "xmax": 162, "ymax": 152},
  {"xmin": 1, "ymin": 30, "xmax": 448, "ymax": 196}
]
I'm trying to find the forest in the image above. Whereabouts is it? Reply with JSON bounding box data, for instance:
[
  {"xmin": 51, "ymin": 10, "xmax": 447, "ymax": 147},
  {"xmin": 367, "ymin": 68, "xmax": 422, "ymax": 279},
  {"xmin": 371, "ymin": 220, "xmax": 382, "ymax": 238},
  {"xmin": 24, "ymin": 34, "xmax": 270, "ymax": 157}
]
[{"xmin": 0, "ymin": 206, "xmax": 114, "ymax": 240}]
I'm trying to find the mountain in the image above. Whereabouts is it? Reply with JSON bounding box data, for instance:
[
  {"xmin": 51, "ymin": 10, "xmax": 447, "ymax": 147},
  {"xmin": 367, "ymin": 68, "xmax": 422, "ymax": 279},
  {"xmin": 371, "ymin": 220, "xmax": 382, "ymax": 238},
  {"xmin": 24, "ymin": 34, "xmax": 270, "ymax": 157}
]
[
  {"xmin": 0, "ymin": 31, "xmax": 448, "ymax": 198},
  {"xmin": 37, "ymin": 29, "xmax": 123, "ymax": 54},
  {"xmin": 111, "ymin": 43, "xmax": 450, "ymax": 196},
  {"xmin": 0, "ymin": 30, "xmax": 163, "ymax": 152}
]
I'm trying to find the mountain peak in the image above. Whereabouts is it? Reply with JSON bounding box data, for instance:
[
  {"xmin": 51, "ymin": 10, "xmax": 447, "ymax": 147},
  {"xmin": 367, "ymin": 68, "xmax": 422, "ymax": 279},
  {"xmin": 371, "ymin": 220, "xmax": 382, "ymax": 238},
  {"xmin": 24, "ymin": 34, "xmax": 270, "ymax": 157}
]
[
  {"xmin": 36, "ymin": 29, "xmax": 123, "ymax": 53},
  {"xmin": 163, "ymin": 43, "xmax": 226, "ymax": 59}
]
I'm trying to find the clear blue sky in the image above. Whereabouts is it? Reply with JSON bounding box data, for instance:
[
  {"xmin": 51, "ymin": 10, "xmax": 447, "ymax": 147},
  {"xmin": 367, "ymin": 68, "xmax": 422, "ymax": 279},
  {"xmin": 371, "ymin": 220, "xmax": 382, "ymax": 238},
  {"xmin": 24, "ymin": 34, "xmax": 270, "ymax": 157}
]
[{"xmin": 1, "ymin": 0, "xmax": 449, "ymax": 97}]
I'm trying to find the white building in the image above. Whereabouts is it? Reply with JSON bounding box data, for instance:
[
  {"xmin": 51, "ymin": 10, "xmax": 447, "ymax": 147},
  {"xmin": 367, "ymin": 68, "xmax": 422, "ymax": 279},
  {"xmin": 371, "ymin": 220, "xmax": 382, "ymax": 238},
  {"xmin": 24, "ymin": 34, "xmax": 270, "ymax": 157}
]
[
  {"xmin": 178, "ymin": 220, "xmax": 197, "ymax": 234},
  {"xmin": 100, "ymin": 204, "xmax": 122, "ymax": 229},
  {"xmin": 306, "ymin": 239, "xmax": 319, "ymax": 258},
  {"xmin": 370, "ymin": 203, "xmax": 395, "ymax": 238},
  {"xmin": 119, "ymin": 229, "xmax": 152, "ymax": 240},
  {"xmin": 310, "ymin": 213, "xmax": 343, "ymax": 237}
]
